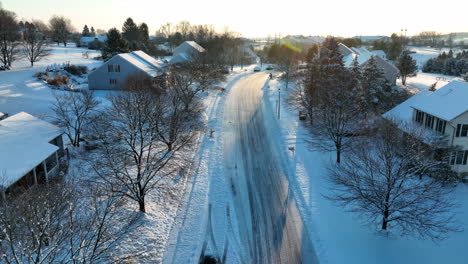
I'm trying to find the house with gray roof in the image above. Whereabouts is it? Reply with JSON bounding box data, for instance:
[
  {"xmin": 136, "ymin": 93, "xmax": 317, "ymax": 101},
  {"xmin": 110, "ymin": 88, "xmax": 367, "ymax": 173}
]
[
  {"xmin": 340, "ymin": 44, "xmax": 399, "ymax": 85},
  {"xmin": 88, "ymin": 50, "xmax": 164, "ymax": 90},
  {"xmin": 384, "ymin": 81, "xmax": 468, "ymax": 178},
  {"xmin": 170, "ymin": 41, "xmax": 205, "ymax": 64}
]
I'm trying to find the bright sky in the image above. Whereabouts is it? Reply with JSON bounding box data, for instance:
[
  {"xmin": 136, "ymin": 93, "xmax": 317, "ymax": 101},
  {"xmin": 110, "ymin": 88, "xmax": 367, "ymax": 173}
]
[{"xmin": 3, "ymin": 0, "xmax": 468, "ymax": 37}]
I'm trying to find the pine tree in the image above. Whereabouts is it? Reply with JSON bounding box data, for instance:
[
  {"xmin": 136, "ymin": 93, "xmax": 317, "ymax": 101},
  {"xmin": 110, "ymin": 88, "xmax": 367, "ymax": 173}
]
[
  {"xmin": 90, "ymin": 26, "xmax": 96, "ymax": 37},
  {"xmin": 122, "ymin": 17, "xmax": 140, "ymax": 50},
  {"xmin": 102, "ymin": 28, "xmax": 128, "ymax": 60},
  {"xmin": 82, "ymin": 25, "xmax": 90, "ymax": 37},
  {"xmin": 396, "ymin": 50, "xmax": 417, "ymax": 85},
  {"xmin": 361, "ymin": 56, "xmax": 391, "ymax": 113}
]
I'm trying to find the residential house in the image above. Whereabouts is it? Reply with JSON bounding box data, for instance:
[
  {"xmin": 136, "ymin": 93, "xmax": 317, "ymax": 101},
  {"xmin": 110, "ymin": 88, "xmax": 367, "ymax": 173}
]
[
  {"xmin": 339, "ymin": 43, "xmax": 400, "ymax": 85},
  {"xmin": 384, "ymin": 81, "xmax": 468, "ymax": 178},
  {"xmin": 88, "ymin": 50, "xmax": 164, "ymax": 90},
  {"xmin": 170, "ymin": 41, "xmax": 205, "ymax": 64},
  {"xmin": 79, "ymin": 35, "xmax": 107, "ymax": 48},
  {"xmin": 0, "ymin": 112, "xmax": 64, "ymax": 198}
]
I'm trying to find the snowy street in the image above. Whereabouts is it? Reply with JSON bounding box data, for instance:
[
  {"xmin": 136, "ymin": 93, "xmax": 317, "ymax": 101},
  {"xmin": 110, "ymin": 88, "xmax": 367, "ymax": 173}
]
[{"xmin": 223, "ymin": 73, "xmax": 318, "ymax": 263}]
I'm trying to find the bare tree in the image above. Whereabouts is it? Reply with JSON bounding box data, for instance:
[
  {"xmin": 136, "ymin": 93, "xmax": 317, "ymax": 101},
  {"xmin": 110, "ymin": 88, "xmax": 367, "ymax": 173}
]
[
  {"xmin": 22, "ymin": 21, "xmax": 50, "ymax": 66},
  {"xmin": 0, "ymin": 181, "xmax": 141, "ymax": 264},
  {"xmin": 168, "ymin": 61, "xmax": 224, "ymax": 112},
  {"xmin": 0, "ymin": 7, "xmax": 20, "ymax": 68},
  {"xmin": 52, "ymin": 91, "xmax": 100, "ymax": 147},
  {"xmin": 49, "ymin": 16, "xmax": 73, "ymax": 46},
  {"xmin": 327, "ymin": 120, "xmax": 460, "ymax": 240},
  {"xmin": 91, "ymin": 83, "xmax": 199, "ymax": 212},
  {"xmin": 295, "ymin": 37, "xmax": 364, "ymax": 163}
]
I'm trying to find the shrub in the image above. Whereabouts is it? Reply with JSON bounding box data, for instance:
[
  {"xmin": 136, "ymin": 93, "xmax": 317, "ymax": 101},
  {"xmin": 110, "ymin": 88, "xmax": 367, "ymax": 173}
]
[
  {"xmin": 47, "ymin": 75, "xmax": 69, "ymax": 86},
  {"xmin": 64, "ymin": 64, "xmax": 88, "ymax": 76}
]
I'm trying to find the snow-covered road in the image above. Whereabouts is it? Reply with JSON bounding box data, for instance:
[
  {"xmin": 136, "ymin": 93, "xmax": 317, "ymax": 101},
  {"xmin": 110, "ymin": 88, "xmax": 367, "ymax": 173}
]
[{"xmin": 223, "ymin": 73, "xmax": 318, "ymax": 263}]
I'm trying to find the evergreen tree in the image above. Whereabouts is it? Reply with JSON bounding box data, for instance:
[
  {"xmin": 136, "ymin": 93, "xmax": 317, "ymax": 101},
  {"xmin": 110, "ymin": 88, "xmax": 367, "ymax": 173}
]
[
  {"xmin": 82, "ymin": 24, "xmax": 90, "ymax": 36},
  {"xmin": 396, "ymin": 50, "xmax": 417, "ymax": 85},
  {"xmin": 361, "ymin": 56, "xmax": 391, "ymax": 113},
  {"xmin": 122, "ymin": 17, "xmax": 140, "ymax": 50},
  {"xmin": 90, "ymin": 26, "xmax": 96, "ymax": 37},
  {"xmin": 102, "ymin": 28, "xmax": 128, "ymax": 60}
]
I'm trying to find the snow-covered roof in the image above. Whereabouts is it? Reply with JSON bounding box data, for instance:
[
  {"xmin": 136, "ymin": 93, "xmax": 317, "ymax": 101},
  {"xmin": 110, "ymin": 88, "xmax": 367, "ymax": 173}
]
[
  {"xmin": 169, "ymin": 53, "xmax": 191, "ymax": 64},
  {"xmin": 383, "ymin": 90, "xmax": 432, "ymax": 122},
  {"xmin": 80, "ymin": 35, "xmax": 107, "ymax": 43},
  {"xmin": 411, "ymin": 81, "xmax": 468, "ymax": 121},
  {"xmin": 0, "ymin": 112, "xmax": 62, "ymax": 189},
  {"xmin": 119, "ymin": 51, "xmax": 163, "ymax": 77},
  {"xmin": 184, "ymin": 41, "xmax": 205, "ymax": 53},
  {"xmin": 371, "ymin": 50, "xmax": 386, "ymax": 59}
]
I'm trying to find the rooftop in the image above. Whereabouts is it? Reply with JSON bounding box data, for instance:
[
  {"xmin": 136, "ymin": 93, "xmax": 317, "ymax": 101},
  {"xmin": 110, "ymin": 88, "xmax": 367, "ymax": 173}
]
[
  {"xmin": 0, "ymin": 112, "xmax": 62, "ymax": 189},
  {"xmin": 411, "ymin": 81, "xmax": 468, "ymax": 121}
]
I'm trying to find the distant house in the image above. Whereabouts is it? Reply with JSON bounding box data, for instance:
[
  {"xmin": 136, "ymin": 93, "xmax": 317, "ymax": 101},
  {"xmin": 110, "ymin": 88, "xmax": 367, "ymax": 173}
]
[
  {"xmin": 384, "ymin": 81, "xmax": 468, "ymax": 178},
  {"xmin": 351, "ymin": 36, "xmax": 386, "ymax": 42},
  {"xmin": 0, "ymin": 112, "xmax": 64, "ymax": 198},
  {"xmin": 170, "ymin": 41, "xmax": 205, "ymax": 64},
  {"xmin": 88, "ymin": 50, "xmax": 164, "ymax": 90},
  {"xmin": 79, "ymin": 35, "xmax": 107, "ymax": 47},
  {"xmin": 339, "ymin": 43, "xmax": 399, "ymax": 85}
]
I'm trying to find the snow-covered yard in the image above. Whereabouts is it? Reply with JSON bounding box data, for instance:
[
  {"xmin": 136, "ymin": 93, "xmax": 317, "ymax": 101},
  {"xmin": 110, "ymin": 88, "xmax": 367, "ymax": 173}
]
[
  {"xmin": 399, "ymin": 46, "xmax": 465, "ymax": 92},
  {"xmin": 264, "ymin": 76, "xmax": 468, "ymax": 264},
  {"xmin": 0, "ymin": 43, "xmax": 102, "ymax": 119}
]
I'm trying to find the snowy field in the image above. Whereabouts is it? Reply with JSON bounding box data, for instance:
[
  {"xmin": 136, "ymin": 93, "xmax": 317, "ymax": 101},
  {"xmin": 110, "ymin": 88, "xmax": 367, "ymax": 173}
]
[
  {"xmin": 264, "ymin": 76, "xmax": 468, "ymax": 264},
  {"xmin": 400, "ymin": 46, "xmax": 465, "ymax": 92},
  {"xmin": 0, "ymin": 43, "xmax": 102, "ymax": 120}
]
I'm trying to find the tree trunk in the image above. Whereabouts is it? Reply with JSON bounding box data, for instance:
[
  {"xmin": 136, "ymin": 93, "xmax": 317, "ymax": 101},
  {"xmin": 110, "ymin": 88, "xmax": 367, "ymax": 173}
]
[
  {"xmin": 138, "ymin": 198, "xmax": 146, "ymax": 213},
  {"xmin": 402, "ymin": 75, "xmax": 406, "ymax": 85},
  {"xmin": 382, "ymin": 208, "xmax": 389, "ymax": 230},
  {"xmin": 336, "ymin": 144, "xmax": 341, "ymax": 163}
]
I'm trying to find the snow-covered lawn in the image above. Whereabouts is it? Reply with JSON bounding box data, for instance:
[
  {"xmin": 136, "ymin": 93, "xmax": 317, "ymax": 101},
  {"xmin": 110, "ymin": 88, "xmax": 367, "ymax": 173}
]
[
  {"xmin": 264, "ymin": 77, "xmax": 468, "ymax": 264},
  {"xmin": 399, "ymin": 46, "xmax": 465, "ymax": 92},
  {"xmin": 0, "ymin": 43, "xmax": 102, "ymax": 119}
]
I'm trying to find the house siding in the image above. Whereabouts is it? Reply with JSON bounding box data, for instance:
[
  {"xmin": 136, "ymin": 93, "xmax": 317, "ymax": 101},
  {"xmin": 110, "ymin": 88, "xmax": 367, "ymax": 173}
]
[
  {"xmin": 412, "ymin": 109, "xmax": 468, "ymax": 176},
  {"xmin": 88, "ymin": 55, "xmax": 150, "ymax": 90}
]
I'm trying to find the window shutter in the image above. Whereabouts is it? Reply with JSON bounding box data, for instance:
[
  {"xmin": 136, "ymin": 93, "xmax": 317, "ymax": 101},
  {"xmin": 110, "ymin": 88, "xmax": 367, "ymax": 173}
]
[{"xmin": 463, "ymin": 150, "xmax": 468, "ymax": 165}]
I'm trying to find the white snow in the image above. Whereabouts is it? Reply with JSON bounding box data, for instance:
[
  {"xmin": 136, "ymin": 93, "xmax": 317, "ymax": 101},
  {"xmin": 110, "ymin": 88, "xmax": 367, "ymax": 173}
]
[
  {"xmin": 0, "ymin": 43, "xmax": 103, "ymax": 118},
  {"xmin": 0, "ymin": 112, "xmax": 62, "ymax": 188},
  {"xmin": 383, "ymin": 90, "xmax": 432, "ymax": 122}
]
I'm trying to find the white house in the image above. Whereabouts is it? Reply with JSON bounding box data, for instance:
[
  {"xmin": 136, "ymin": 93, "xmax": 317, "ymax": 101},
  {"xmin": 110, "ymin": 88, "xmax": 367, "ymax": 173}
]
[
  {"xmin": 384, "ymin": 81, "xmax": 468, "ymax": 178},
  {"xmin": 79, "ymin": 35, "xmax": 107, "ymax": 47},
  {"xmin": 88, "ymin": 50, "xmax": 164, "ymax": 90},
  {"xmin": 0, "ymin": 112, "xmax": 64, "ymax": 198},
  {"xmin": 339, "ymin": 44, "xmax": 400, "ymax": 85},
  {"xmin": 170, "ymin": 41, "xmax": 205, "ymax": 64}
]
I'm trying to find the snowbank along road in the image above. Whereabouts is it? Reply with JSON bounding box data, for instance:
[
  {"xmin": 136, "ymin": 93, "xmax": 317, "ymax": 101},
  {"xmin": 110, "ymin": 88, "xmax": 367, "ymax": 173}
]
[{"xmin": 223, "ymin": 73, "xmax": 318, "ymax": 263}]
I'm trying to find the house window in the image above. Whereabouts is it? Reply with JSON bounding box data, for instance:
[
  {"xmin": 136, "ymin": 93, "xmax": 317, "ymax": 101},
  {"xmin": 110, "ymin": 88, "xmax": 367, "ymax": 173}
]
[
  {"xmin": 435, "ymin": 118, "xmax": 446, "ymax": 134},
  {"xmin": 456, "ymin": 124, "xmax": 468, "ymax": 137},
  {"xmin": 415, "ymin": 110, "xmax": 424, "ymax": 124},
  {"xmin": 108, "ymin": 64, "xmax": 114, "ymax": 72},
  {"xmin": 109, "ymin": 79, "xmax": 117, "ymax": 85},
  {"xmin": 450, "ymin": 150, "xmax": 468, "ymax": 165},
  {"xmin": 461, "ymin": 125, "xmax": 468, "ymax": 137},
  {"xmin": 425, "ymin": 114, "xmax": 434, "ymax": 129},
  {"xmin": 114, "ymin": 65, "xmax": 120, "ymax": 72}
]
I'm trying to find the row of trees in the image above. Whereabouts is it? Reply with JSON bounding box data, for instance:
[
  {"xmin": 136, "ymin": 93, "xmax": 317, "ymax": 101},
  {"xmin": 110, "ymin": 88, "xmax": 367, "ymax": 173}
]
[
  {"xmin": 288, "ymin": 37, "xmax": 458, "ymax": 239},
  {"xmin": 422, "ymin": 50, "xmax": 468, "ymax": 77}
]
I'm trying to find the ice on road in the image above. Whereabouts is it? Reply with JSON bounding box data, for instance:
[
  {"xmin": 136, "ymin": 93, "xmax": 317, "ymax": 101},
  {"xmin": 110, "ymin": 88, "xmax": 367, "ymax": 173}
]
[{"xmin": 223, "ymin": 73, "xmax": 318, "ymax": 263}]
